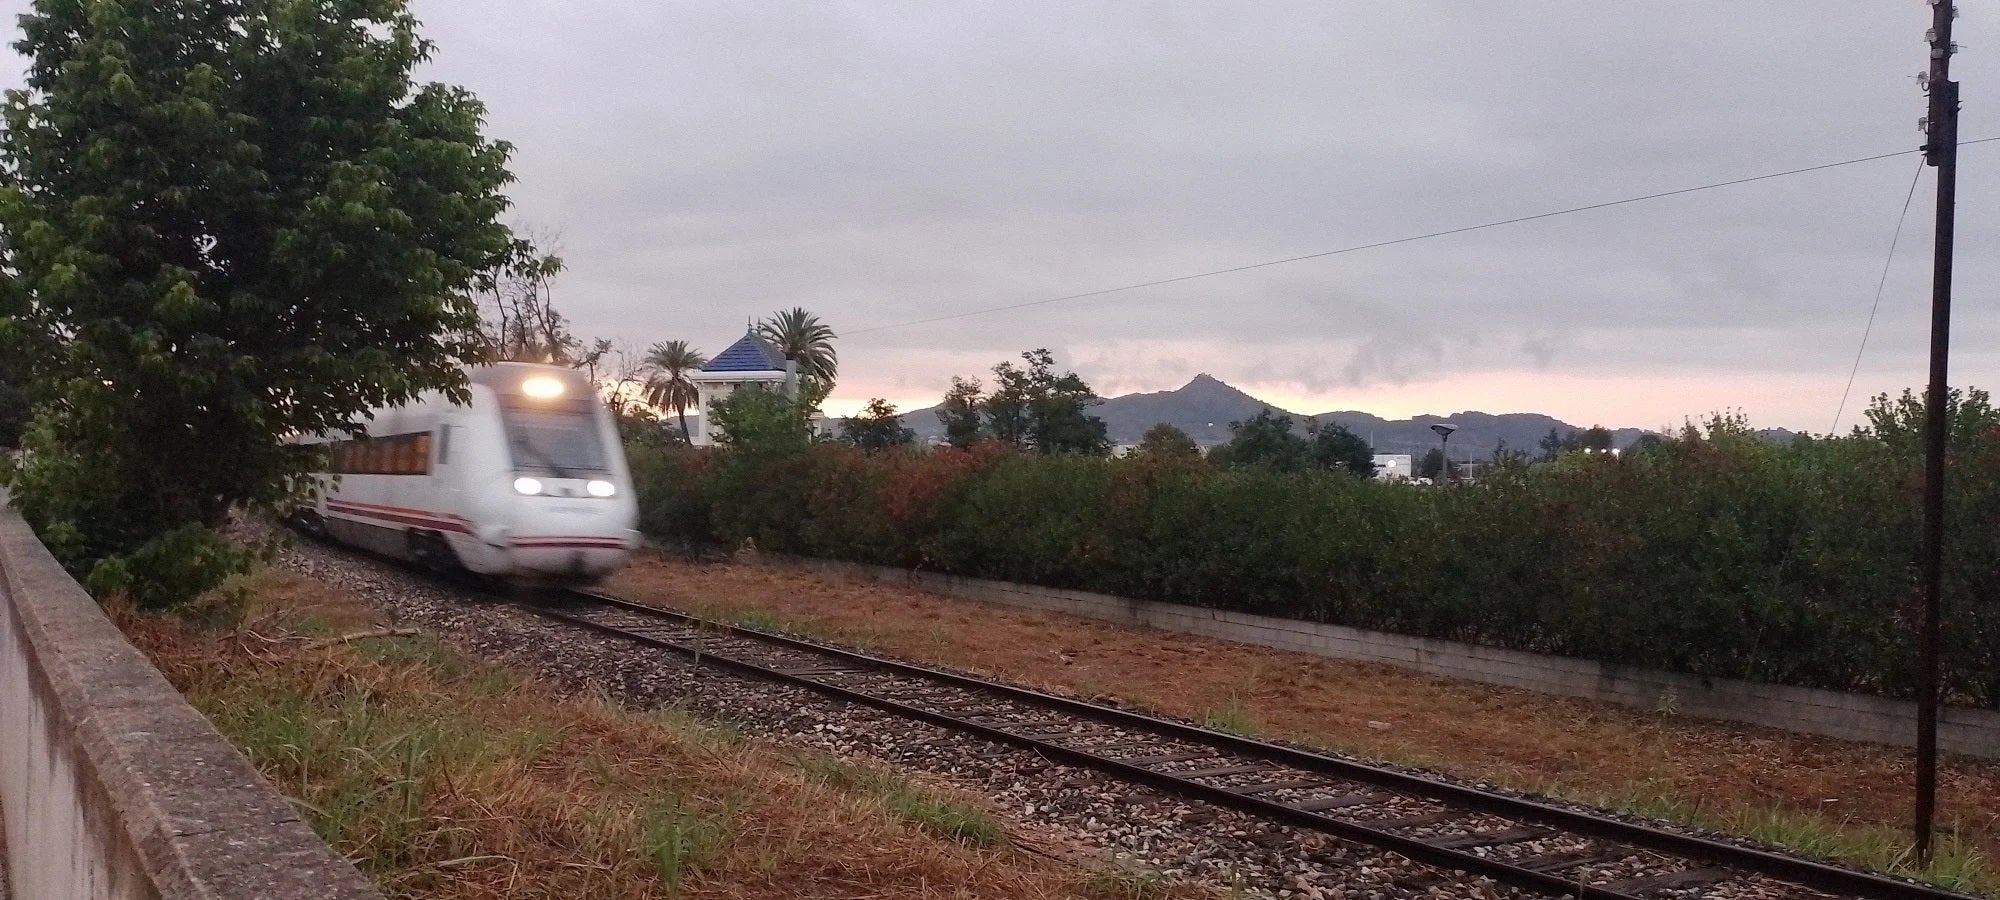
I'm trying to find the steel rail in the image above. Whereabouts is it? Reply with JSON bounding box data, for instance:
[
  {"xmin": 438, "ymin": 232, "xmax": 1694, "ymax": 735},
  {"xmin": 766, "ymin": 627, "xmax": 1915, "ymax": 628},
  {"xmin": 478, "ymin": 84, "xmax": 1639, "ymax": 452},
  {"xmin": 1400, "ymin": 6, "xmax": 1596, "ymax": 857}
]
[{"xmin": 539, "ymin": 589, "xmax": 1974, "ymax": 900}]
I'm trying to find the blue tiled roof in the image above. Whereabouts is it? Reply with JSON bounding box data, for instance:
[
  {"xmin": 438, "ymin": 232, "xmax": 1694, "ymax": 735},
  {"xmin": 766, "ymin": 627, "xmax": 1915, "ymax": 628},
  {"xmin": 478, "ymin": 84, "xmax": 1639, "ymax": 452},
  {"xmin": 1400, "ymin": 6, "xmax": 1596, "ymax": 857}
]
[{"xmin": 703, "ymin": 332, "xmax": 788, "ymax": 373}]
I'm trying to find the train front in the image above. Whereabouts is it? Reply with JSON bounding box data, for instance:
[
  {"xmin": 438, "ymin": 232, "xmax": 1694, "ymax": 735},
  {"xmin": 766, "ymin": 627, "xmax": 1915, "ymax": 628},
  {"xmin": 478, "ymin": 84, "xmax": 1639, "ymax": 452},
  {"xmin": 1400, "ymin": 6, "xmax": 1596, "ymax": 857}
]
[{"xmin": 475, "ymin": 365, "xmax": 640, "ymax": 583}]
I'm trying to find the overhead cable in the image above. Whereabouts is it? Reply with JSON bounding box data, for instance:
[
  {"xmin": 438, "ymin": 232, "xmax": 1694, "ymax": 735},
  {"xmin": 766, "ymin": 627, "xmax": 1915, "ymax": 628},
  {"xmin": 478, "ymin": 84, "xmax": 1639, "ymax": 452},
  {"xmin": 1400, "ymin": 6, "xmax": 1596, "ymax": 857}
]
[
  {"xmin": 848, "ymin": 137, "xmax": 2000, "ymax": 337},
  {"xmin": 1830, "ymin": 158, "xmax": 1927, "ymax": 435}
]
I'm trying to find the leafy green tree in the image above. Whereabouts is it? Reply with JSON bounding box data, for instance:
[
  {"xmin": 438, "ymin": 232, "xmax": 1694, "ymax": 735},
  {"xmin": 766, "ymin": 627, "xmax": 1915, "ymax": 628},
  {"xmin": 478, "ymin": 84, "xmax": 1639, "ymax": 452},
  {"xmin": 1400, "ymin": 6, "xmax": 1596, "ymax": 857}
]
[
  {"xmin": 708, "ymin": 386, "xmax": 816, "ymax": 457},
  {"xmin": 982, "ymin": 349, "xmax": 1109, "ymax": 455},
  {"xmin": 757, "ymin": 307, "xmax": 838, "ymax": 385},
  {"xmin": 0, "ymin": 355, "xmax": 28, "ymax": 449},
  {"xmin": 1490, "ymin": 437, "xmax": 1530, "ymax": 465},
  {"xmin": 616, "ymin": 405, "xmax": 671, "ymax": 452},
  {"xmin": 841, "ymin": 398, "xmax": 916, "ymax": 452},
  {"xmin": 1579, "ymin": 425, "xmax": 1615, "ymax": 453},
  {"xmin": 1625, "ymin": 433, "xmax": 1670, "ymax": 457},
  {"xmin": 1537, "ymin": 427, "xmax": 1575, "ymax": 462},
  {"xmin": 1418, "ymin": 447, "xmax": 1446, "ymax": 479},
  {"xmin": 1135, "ymin": 423, "xmax": 1201, "ymax": 461},
  {"xmin": 1858, "ymin": 387, "xmax": 2000, "ymax": 456},
  {"xmin": 937, "ymin": 376, "xmax": 985, "ymax": 446},
  {"xmin": 0, "ymin": 0, "xmax": 517, "ymax": 606},
  {"xmin": 984, "ymin": 363, "xmax": 1033, "ymax": 446},
  {"xmin": 1212, "ymin": 410, "xmax": 1310, "ymax": 472},
  {"xmin": 642, "ymin": 339, "xmax": 708, "ymax": 440},
  {"xmin": 1308, "ymin": 420, "xmax": 1374, "ymax": 477}
]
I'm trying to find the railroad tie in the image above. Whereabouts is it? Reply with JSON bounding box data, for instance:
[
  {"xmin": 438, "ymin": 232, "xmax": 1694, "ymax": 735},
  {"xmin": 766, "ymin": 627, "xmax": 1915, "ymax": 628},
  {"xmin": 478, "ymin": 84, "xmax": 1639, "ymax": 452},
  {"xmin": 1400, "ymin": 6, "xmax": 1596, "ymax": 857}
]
[
  {"xmin": 1512, "ymin": 849, "xmax": 1633, "ymax": 874},
  {"xmin": 1288, "ymin": 792, "xmax": 1391, "ymax": 813},
  {"xmin": 1424, "ymin": 826, "xmax": 1551, "ymax": 850},
  {"xmin": 1173, "ymin": 763, "xmax": 1275, "ymax": 779},
  {"xmin": 1115, "ymin": 750, "xmax": 1217, "ymax": 766},
  {"xmin": 1600, "ymin": 868, "xmax": 1734, "ymax": 894},
  {"xmin": 1362, "ymin": 811, "xmax": 1456, "ymax": 830},
  {"xmin": 1226, "ymin": 778, "xmax": 1329, "ymax": 796},
  {"xmin": 1014, "ymin": 729, "xmax": 1114, "ymax": 743}
]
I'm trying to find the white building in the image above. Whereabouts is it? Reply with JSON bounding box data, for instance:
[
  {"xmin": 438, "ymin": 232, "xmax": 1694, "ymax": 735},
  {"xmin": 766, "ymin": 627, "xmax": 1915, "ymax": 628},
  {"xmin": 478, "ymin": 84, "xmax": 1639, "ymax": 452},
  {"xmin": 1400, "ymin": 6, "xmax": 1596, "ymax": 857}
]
[
  {"xmin": 687, "ymin": 330, "xmax": 792, "ymax": 446},
  {"xmin": 1372, "ymin": 454, "xmax": 1414, "ymax": 481}
]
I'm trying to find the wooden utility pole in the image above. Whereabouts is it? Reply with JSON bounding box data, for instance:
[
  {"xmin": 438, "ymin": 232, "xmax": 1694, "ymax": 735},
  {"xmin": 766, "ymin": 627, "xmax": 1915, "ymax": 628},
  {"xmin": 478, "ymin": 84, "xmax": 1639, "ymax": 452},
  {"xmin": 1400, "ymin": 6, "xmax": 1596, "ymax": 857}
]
[{"xmin": 1915, "ymin": 0, "xmax": 1959, "ymax": 866}]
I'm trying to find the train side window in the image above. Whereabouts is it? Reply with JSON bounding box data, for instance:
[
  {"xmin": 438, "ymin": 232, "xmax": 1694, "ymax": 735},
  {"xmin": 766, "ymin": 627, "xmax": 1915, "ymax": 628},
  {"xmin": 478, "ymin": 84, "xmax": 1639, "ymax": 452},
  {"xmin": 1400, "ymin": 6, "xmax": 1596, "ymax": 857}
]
[
  {"xmin": 436, "ymin": 426, "xmax": 450, "ymax": 465},
  {"xmin": 323, "ymin": 433, "xmax": 438, "ymax": 475}
]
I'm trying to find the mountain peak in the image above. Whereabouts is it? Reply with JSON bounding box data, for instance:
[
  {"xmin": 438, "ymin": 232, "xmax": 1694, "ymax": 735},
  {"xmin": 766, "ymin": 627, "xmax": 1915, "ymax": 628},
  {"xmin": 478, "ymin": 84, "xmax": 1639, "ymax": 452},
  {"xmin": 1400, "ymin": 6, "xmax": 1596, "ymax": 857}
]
[
  {"xmin": 1176, "ymin": 372, "xmax": 1257, "ymax": 401},
  {"xmin": 898, "ymin": 371, "xmax": 1654, "ymax": 452}
]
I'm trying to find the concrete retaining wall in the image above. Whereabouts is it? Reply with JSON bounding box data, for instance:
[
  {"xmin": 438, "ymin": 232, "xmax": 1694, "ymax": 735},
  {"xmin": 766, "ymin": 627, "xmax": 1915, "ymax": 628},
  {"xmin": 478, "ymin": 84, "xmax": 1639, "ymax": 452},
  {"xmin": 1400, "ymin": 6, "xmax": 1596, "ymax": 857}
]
[
  {"xmin": 0, "ymin": 503, "xmax": 381, "ymax": 899},
  {"xmin": 764, "ymin": 555, "xmax": 2000, "ymax": 759}
]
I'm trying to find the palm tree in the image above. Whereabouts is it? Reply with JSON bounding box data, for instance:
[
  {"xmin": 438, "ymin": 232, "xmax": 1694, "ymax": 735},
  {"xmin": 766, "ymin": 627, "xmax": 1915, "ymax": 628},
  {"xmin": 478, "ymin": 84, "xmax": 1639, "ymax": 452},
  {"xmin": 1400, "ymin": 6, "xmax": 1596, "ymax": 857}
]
[
  {"xmin": 642, "ymin": 340, "xmax": 708, "ymax": 440},
  {"xmin": 756, "ymin": 307, "xmax": 838, "ymax": 385}
]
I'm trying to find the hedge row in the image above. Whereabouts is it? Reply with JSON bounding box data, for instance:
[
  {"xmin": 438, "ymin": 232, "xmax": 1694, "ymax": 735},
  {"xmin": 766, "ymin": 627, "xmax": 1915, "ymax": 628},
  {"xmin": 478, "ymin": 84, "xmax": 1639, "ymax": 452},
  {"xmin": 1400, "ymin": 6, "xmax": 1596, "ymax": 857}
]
[{"xmin": 628, "ymin": 429, "xmax": 2000, "ymax": 708}]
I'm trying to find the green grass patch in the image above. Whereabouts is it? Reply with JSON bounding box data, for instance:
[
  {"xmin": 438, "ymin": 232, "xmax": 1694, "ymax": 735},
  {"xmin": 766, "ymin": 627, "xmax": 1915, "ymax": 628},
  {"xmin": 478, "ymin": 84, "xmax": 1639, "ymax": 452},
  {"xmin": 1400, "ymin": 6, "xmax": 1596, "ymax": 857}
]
[
  {"xmin": 724, "ymin": 607, "xmax": 800, "ymax": 634},
  {"xmin": 801, "ymin": 756, "xmax": 1006, "ymax": 848},
  {"xmin": 653, "ymin": 705, "xmax": 748, "ymax": 752},
  {"xmin": 639, "ymin": 794, "xmax": 732, "ymax": 888},
  {"xmin": 1585, "ymin": 787, "xmax": 1995, "ymax": 896},
  {"xmin": 1084, "ymin": 867, "xmax": 1175, "ymax": 899},
  {"xmin": 1200, "ymin": 694, "xmax": 1259, "ymax": 736}
]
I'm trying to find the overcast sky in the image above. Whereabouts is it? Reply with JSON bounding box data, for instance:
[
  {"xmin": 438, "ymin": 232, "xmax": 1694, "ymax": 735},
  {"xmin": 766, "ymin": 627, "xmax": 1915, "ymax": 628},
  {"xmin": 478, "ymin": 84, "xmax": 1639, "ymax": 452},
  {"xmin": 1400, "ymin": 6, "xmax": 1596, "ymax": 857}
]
[{"xmin": 9, "ymin": 2, "xmax": 1998, "ymax": 432}]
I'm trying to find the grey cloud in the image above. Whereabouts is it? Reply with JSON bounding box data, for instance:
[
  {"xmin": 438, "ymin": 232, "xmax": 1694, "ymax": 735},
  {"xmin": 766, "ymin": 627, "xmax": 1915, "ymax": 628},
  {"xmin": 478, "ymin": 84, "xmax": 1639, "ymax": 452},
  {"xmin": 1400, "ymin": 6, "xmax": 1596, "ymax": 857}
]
[{"xmin": 4, "ymin": 0, "xmax": 1996, "ymax": 428}]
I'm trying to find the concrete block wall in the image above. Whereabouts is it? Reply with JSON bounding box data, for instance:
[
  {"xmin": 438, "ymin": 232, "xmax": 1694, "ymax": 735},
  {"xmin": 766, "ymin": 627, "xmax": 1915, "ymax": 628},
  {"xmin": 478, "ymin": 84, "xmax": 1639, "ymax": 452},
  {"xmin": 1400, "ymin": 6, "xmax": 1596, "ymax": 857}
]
[
  {"xmin": 765, "ymin": 555, "xmax": 2000, "ymax": 760},
  {"xmin": 0, "ymin": 503, "xmax": 381, "ymax": 899}
]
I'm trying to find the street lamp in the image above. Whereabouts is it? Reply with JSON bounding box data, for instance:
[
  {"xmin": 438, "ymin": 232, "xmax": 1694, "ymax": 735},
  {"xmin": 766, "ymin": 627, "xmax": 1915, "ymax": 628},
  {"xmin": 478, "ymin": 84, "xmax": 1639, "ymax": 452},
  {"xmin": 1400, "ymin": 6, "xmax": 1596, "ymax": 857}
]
[{"xmin": 1429, "ymin": 423, "xmax": 1457, "ymax": 485}]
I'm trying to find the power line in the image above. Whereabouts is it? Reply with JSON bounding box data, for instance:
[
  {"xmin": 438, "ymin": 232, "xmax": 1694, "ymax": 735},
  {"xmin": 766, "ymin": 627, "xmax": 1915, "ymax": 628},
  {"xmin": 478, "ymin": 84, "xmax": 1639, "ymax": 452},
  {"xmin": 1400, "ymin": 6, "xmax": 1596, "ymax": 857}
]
[
  {"xmin": 1830, "ymin": 158, "xmax": 1926, "ymax": 436},
  {"xmin": 849, "ymin": 138, "xmax": 2000, "ymax": 338}
]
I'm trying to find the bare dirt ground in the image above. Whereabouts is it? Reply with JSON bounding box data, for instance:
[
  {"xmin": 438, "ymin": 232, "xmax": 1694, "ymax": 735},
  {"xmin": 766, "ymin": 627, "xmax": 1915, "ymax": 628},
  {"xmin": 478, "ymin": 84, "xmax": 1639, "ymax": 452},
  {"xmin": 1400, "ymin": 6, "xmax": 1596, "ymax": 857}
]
[{"xmin": 606, "ymin": 555, "xmax": 2000, "ymax": 890}]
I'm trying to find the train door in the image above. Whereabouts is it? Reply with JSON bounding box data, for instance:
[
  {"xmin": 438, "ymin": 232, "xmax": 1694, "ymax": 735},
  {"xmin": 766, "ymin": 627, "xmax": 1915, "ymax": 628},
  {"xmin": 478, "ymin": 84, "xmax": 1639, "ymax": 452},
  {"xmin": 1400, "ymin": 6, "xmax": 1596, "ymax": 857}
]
[{"xmin": 427, "ymin": 411, "xmax": 468, "ymax": 566}]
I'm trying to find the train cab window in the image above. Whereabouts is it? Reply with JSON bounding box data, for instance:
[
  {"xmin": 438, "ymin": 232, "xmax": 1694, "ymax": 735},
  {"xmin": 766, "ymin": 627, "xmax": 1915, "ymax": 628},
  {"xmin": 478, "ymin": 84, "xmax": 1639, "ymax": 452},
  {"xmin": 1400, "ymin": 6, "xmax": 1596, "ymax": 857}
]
[{"xmin": 500, "ymin": 400, "xmax": 607, "ymax": 476}]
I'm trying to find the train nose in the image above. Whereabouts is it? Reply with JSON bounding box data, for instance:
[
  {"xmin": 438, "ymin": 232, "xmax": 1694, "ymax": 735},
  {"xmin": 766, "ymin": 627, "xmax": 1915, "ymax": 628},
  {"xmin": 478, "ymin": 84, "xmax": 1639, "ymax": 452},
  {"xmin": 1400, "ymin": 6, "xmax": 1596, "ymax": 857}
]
[{"xmin": 503, "ymin": 528, "xmax": 638, "ymax": 580}]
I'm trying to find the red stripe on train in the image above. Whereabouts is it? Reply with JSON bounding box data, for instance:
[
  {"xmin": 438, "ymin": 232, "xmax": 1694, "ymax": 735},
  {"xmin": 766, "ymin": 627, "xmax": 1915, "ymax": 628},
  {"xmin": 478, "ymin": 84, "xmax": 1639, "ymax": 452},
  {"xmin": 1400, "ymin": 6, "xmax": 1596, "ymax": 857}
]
[
  {"xmin": 325, "ymin": 501, "xmax": 474, "ymax": 534},
  {"xmin": 509, "ymin": 539, "xmax": 630, "ymax": 550},
  {"xmin": 325, "ymin": 498, "xmax": 470, "ymax": 522}
]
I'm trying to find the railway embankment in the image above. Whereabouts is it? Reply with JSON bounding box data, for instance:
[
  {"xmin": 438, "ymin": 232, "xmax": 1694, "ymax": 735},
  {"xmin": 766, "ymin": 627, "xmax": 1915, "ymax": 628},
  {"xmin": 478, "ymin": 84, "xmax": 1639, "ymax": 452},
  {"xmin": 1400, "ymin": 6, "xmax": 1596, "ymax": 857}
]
[
  {"xmin": 0, "ymin": 502, "xmax": 378, "ymax": 899},
  {"xmin": 606, "ymin": 553, "xmax": 2000, "ymax": 894},
  {"xmin": 757, "ymin": 553, "xmax": 2000, "ymax": 760}
]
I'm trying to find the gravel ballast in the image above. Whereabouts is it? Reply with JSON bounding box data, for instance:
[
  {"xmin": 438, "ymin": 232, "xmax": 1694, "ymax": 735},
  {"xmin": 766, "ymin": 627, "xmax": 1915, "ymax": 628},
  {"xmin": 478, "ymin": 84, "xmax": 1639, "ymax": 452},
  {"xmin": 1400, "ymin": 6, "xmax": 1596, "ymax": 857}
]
[
  {"xmin": 276, "ymin": 537, "xmax": 1544, "ymax": 900},
  {"xmin": 268, "ymin": 533, "xmax": 1881, "ymax": 900}
]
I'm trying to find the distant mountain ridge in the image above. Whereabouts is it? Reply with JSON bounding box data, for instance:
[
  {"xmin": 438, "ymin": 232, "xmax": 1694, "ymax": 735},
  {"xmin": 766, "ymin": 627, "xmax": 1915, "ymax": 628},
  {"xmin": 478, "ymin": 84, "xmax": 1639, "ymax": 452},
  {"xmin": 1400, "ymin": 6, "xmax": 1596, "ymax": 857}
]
[{"xmin": 898, "ymin": 373, "xmax": 1656, "ymax": 457}]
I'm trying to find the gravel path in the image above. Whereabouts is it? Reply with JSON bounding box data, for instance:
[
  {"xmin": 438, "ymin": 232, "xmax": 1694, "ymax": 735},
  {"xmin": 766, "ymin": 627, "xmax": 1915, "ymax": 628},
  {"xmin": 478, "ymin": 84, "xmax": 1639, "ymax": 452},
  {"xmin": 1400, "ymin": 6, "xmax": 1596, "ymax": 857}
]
[{"xmin": 276, "ymin": 537, "xmax": 1535, "ymax": 900}]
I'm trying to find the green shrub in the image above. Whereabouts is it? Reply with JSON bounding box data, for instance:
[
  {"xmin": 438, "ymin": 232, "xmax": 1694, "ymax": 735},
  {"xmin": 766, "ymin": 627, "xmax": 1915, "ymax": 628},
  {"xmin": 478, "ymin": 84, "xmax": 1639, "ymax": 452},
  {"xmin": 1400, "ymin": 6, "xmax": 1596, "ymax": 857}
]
[{"xmin": 627, "ymin": 409, "xmax": 2000, "ymax": 707}]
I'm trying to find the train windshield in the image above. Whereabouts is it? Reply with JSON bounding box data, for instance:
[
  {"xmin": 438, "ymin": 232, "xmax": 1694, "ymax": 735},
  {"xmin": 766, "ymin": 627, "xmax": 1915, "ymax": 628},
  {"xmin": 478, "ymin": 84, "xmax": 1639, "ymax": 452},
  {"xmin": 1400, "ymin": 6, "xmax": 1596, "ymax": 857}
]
[{"xmin": 500, "ymin": 403, "xmax": 608, "ymax": 476}]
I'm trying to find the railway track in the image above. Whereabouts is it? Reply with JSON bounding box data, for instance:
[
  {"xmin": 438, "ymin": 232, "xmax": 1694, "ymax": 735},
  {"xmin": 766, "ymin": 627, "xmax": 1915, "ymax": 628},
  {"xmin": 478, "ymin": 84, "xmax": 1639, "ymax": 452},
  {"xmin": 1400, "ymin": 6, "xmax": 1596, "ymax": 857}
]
[{"xmin": 526, "ymin": 589, "xmax": 1974, "ymax": 900}]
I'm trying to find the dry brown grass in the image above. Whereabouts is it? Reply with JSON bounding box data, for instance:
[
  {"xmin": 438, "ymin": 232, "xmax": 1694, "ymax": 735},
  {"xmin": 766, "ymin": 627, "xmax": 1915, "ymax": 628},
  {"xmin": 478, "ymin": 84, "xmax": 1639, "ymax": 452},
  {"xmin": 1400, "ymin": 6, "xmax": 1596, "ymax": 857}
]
[
  {"xmin": 119, "ymin": 570, "xmax": 1198, "ymax": 900},
  {"xmin": 606, "ymin": 555, "xmax": 2000, "ymax": 895}
]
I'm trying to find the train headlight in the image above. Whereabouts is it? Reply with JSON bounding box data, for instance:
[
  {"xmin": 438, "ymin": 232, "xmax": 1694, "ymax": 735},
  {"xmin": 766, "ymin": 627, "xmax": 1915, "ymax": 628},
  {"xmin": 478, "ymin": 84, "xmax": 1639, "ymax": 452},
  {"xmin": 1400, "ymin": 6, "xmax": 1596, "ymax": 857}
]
[
  {"xmin": 586, "ymin": 479, "xmax": 616, "ymax": 498},
  {"xmin": 513, "ymin": 477, "xmax": 544, "ymax": 495},
  {"xmin": 521, "ymin": 375, "xmax": 565, "ymax": 398}
]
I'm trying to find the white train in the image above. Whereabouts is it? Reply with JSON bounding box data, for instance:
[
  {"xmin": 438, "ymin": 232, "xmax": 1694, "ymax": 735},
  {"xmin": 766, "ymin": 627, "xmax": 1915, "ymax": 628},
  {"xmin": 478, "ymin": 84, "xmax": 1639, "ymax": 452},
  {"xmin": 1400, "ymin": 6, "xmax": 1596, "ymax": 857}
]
[{"xmin": 292, "ymin": 363, "xmax": 640, "ymax": 585}]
